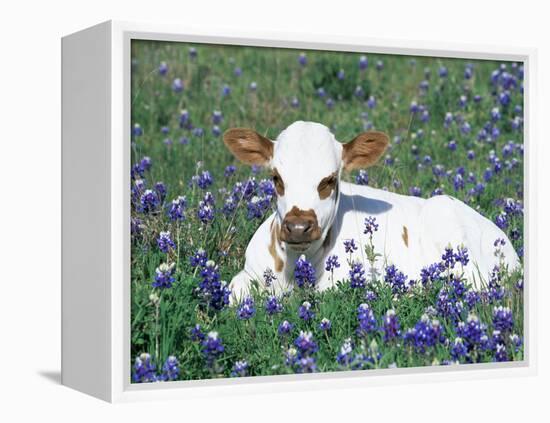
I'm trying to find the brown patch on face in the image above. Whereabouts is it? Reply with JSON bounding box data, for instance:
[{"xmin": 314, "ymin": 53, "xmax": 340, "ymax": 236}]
[
  {"xmin": 223, "ymin": 128, "xmax": 273, "ymax": 166},
  {"xmin": 280, "ymin": 206, "xmax": 321, "ymax": 245},
  {"xmin": 317, "ymin": 172, "xmax": 338, "ymax": 200},
  {"xmin": 269, "ymin": 222, "xmax": 284, "ymax": 272},
  {"xmin": 402, "ymin": 225, "xmax": 409, "ymax": 247},
  {"xmin": 342, "ymin": 131, "xmax": 389, "ymax": 171},
  {"xmin": 272, "ymin": 167, "xmax": 285, "ymax": 196}
]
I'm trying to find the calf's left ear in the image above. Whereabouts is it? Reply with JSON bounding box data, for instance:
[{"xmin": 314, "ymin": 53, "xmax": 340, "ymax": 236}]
[
  {"xmin": 342, "ymin": 131, "xmax": 389, "ymax": 171},
  {"xmin": 223, "ymin": 128, "xmax": 274, "ymax": 166}
]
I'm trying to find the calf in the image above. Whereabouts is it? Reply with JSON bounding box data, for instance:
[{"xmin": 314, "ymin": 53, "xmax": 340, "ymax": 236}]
[{"xmin": 223, "ymin": 121, "xmax": 520, "ymax": 300}]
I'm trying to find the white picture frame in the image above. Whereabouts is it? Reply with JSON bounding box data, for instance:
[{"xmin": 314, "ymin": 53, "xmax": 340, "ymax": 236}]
[{"xmin": 61, "ymin": 20, "xmax": 538, "ymax": 403}]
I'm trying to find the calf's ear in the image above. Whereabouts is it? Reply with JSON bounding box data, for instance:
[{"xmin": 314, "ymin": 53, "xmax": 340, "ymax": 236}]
[
  {"xmin": 223, "ymin": 128, "xmax": 274, "ymax": 166},
  {"xmin": 342, "ymin": 131, "xmax": 389, "ymax": 171}
]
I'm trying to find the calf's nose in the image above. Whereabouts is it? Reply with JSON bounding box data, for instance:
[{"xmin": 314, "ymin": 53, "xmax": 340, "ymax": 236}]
[{"xmin": 284, "ymin": 220, "xmax": 312, "ymax": 236}]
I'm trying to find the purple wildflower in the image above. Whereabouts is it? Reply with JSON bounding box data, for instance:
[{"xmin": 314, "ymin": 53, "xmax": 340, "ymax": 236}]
[
  {"xmin": 294, "ymin": 255, "xmax": 316, "ymax": 288},
  {"xmin": 153, "ymin": 262, "xmax": 176, "ymax": 289}
]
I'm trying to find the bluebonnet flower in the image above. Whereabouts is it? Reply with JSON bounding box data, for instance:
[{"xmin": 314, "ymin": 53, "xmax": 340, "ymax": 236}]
[
  {"xmin": 403, "ymin": 314, "xmax": 445, "ymax": 352},
  {"xmin": 172, "ymin": 78, "xmax": 183, "ymax": 93},
  {"xmin": 133, "ymin": 353, "xmax": 157, "ymax": 383},
  {"xmin": 436, "ymin": 288, "xmax": 464, "ymax": 321},
  {"xmin": 190, "ymin": 324, "xmax": 205, "ymax": 342},
  {"xmin": 442, "ymin": 247, "xmax": 456, "ymax": 268},
  {"xmin": 160, "ymin": 356, "xmax": 179, "ymax": 381},
  {"xmin": 246, "ymin": 195, "xmax": 272, "ymax": 219},
  {"xmin": 224, "ymin": 165, "xmax": 236, "ymax": 178},
  {"xmin": 188, "ymin": 47, "xmax": 197, "ymax": 58},
  {"xmin": 493, "ymin": 306, "xmax": 513, "ymax": 333},
  {"xmin": 460, "ymin": 121, "xmax": 471, "ymax": 134},
  {"xmin": 295, "ymin": 356, "xmax": 317, "ymax": 373},
  {"xmin": 383, "ymin": 309, "xmax": 401, "ymax": 342},
  {"xmin": 464, "ymin": 64, "xmax": 473, "ymax": 79},
  {"xmin": 420, "ymin": 262, "xmax": 444, "ymax": 286},
  {"xmin": 140, "ymin": 189, "xmax": 160, "ymax": 213},
  {"xmin": 409, "ymin": 186, "xmax": 422, "ymax": 197},
  {"xmin": 233, "ymin": 66, "xmax": 242, "ymax": 77},
  {"xmin": 337, "ymin": 338, "xmax": 354, "ymax": 366},
  {"xmin": 354, "ymin": 85, "xmax": 365, "ymax": 98},
  {"xmin": 355, "ymin": 169, "xmax": 369, "ymax": 185},
  {"xmin": 325, "ymin": 255, "xmax": 340, "ymax": 272},
  {"xmin": 278, "ymin": 320, "xmax": 293, "ymax": 335},
  {"xmin": 344, "ymin": 239, "xmax": 358, "ymax": 254},
  {"xmin": 294, "ymin": 331, "xmax": 318, "ymax": 355},
  {"xmin": 455, "ymin": 246, "xmax": 469, "ymax": 266},
  {"xmin": 376, "ymin": 60, "xmax": 384, "ymax": 71},
  {"xmin": 410, "ymin": 101, "xmax": 419, "ymax": 113},
  {"xmin": 212, "ymin": 125, "xmax": 221, "ymax": 137},
  {"xmin": 456, "ymin": 313, "xmax": 489, "ymax": 353},
  {"xmin": 249, "ymin": 81, "xmax": 257, "ymax": 91},
  {"xmin": 298, "ymin": 52, "xmax": 307, "ymax": 66},
  {"xmin": 326, "ymin": 98, "xmax": 335, "ymax": 109},
  {"xmin": 131, "ymin": 217, "xmax": 144, "ymax": 237},
  {"xmin": 495, "ymin": 212, "xmax": 508, "ymax": 230},
  {"xmin": 231, "ymin": 360, "xmax": 249, "ymax": 377},
  {"xmin": 194, "ymin": 170, "xmax": 213, "ymax": 189},
  {"xmin": 448, "ymin": 140, "xmax": 457, "ymax": 152},
  {"xmin": 510, "ymin": 334, "xmax": 522, "ymax": 352},
  {"xmin": 499, "ymin": 91, "xmax": 511, "ymax": 106},
  {"xmin": 384, "ymin": 264, "xmax": 408, "ymax": 295},
  {"xmin": 236, "ymin": 296, "xmax": 256, "ymax": 320},
  {"xmin": 444, "ymin": 112, "xmax": 454, "ymax": 128},
  {"xmin": 495, "ymin": 343, "xmax": 508, "ymax": 362},
  {"xmin": 290, "ymin": 97, "xmax": 300, "ymax": 108},
  {"xmin": 298, "ymin": 301, "xmax": 315, "ymax": 321},
  {"xmin": 179, "ymin": 109, "xmax": 190, "ymax": 128},
  {"xmin": 367, "ymin": 96, "xmax": 376, "ymax": 109},
  {"xmin": 465, "ymin": 290, "xmax": 480, "ymax": 309},
  {"xmin": 365, "ymin": 289, "xmax": 377, "ymax": 302},
  {"xmin": 349, "ymin": 261, "xmax": 366, "ymax": 289},
  {"xmin": 263, "ymin": 268, "xmax": 276, "ymax": 287},
  {"xmin": 201, "ymin": 331, "xmax": 224, "ymax": 364},
  {"xmin": 265, "ymin": 295, "xmax": 283, "ymax": 315},
  {"xmin": 294, "ymin": 255, "xmax": 316, "ymax": 288},
  {"xmin": 211, "ymin": 110, "xmax": 223, "ymax": 125},
  {"xmin": 153, "ymin": 262, "xmax": 176, "ymax": 289},
  {"xmin": 458, "ymin": 95, "xmax": 467, "ymax": 108},
  {"xmin": 358, "ymin": 55, "xmax": 368, "ymax": 70},
  {"xmin": 157, "ymin": 231, "xmax": 175, "ymax": 253},
  {"xmin": 133, "ymin": 123, "xmax": 143, "ymax": 137},
  {"xmin": 154, "ymin": 182, "xmax": 167, "ymax": 203},
  {"xmin": 439, "ymin": 66, "xmax": 448, "ymax": 77},
  {"xmin": 190, "ymin": 248, "xmax": 207, "ymax": 267},
  {"xmin": 197, "ymin": 200, "xmax": 215, "ymax": 223},
  {"xmin": 319, "ymin": 318, "xmax": 331, "ymax": 331},
  {"xmin": 168, "ymin": 196, "xmax": 187, "ymax": 221},
  {"xmin": 421, "ymin": 110, "xmax": 430, "ymax": 123},
  {"xmin": 192, "ymin": 127, "xmax": 204, "ymax": 137},
  {"xmin": 357, "ymin": 303, "xmax": 377, "ymax": 335},
  {"xmin": 363, "ymin": 216, "xmax": 379, "ymax": 235},
  {"xmin": 221, "ymin": 84, "xmax": 231, "ymax": 97},
  {"xmin": 198, "ymin": 260, "xmax": 231, "ymax": 310},
  {"xmin": 467, "ymin": 150, "xmax": 475, "ymax": 160},
  {"xmin": 337, "ymin": 69, "xmax": 345, "ymax": 80},
  {"xmin": 450, "ymin": 337, "xmax": 468, "ymax": 362}
]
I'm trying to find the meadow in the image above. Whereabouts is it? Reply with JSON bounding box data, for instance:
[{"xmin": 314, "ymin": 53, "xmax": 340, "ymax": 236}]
[{"xmin": 130, "ymin": 40, "xmax": 524, "ymax": 382}]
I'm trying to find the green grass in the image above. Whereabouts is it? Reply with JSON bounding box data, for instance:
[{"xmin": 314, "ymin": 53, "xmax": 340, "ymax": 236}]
[{"xmin": 130, "ymin": 40, "xmax": 524, "ymax": 382}]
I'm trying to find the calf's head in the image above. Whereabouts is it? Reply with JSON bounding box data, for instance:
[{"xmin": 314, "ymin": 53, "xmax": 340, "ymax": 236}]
[{"xmin": 224, "ymin": 121, "xmax": 388, "ymax": 253}]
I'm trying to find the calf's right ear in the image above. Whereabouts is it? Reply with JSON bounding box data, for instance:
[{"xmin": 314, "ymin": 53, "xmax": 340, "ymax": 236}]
[
  {"xmin": 223, "ymin": 128, "xmax": 274, "ymax": 166},
  {"xmin": 342, "ymin": 131, "xmax": 389, "ymax": 171}
]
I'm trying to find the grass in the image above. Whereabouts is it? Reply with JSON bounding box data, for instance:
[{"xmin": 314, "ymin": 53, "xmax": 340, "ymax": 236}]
[{"xmin": 130, "ymin": 40, "xmax": 524, "ymax": 382}]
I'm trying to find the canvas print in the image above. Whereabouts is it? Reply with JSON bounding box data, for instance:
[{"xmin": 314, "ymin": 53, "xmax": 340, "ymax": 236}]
[{"xmin": 130, "ymin": 39, "xmax": 524, "ymax": 383}]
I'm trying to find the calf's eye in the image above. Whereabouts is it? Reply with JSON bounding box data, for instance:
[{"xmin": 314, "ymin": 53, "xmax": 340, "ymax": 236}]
[{"xmin": 272, "ymin": 168, "xmax": 285, "ymax": 196}]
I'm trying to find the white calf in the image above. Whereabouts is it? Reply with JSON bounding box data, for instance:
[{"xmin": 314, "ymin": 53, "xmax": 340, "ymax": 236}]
[{"xmin": 223, "ymin": 121, "xmax": 519, "ymax": 300}]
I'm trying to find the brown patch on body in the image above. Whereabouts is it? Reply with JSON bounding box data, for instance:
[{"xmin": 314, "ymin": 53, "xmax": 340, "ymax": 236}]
[
  {"xmin": 269, "ymin": 221, "xmax": 284, "ymax": 272},
  {"xmin": 342, "ymin": 131, "xmax": 389, "ymax": 171},
  {"xmin": 271, "ymin": 167, "xmax": 285, "ymax": 196},
  {"xmin": 280, "ymin": 206, "xmax": 322, "ymax": 244},
  {"xmin": 317, "ymin": 172, "xmax": 338, "ymax": 200},
  {"xmin": 223, "ymin": 128, "xmax": 273, "ymax": 166},
  {"xmin": 402, "ymin": 226, "xmax": 409, "ymax": 247}
]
